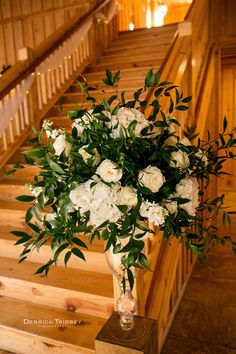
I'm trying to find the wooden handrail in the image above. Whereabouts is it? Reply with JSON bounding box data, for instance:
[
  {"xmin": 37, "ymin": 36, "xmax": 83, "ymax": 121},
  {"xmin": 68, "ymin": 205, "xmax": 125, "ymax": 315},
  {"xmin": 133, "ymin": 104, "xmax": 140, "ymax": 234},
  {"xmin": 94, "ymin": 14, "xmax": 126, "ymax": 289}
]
[{"xmin": 0, "ymin": 0, "xmax": 112, "ymax": 101}]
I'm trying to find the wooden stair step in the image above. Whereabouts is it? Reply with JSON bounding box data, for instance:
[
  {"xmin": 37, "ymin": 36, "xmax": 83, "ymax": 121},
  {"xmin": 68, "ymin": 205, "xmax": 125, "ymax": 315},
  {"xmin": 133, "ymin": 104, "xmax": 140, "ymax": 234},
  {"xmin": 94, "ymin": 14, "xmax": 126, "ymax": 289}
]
[
  {"xmin": 0, "ymin": 225, "xmax": 105, "ymax": 254},
  {"xmin": 97, "ymin": 52, "xmax": 167, "ymax": 65},
  {"xmin": 83, "ymin": 66, "xmax": 160, "ymax": 79},
  {"xmin": 0, "ymin": 296, "xmax": 105, "ymax": 354},
  {"xmin": 0, "ymin": 232, "xmax": 108, "ymax": 274},
  {"xmin": 4, "ymin": 164, "xmax": 40, "ymax": 182},
  {"xmin": 104, "ymin": 41, "xmax": 173, "ymax": 55},
  {"xmin": 0, "ymin": 181, "xmax": 30, "ymax": 202},
  {"xmin": 117, "ymin": 23, "xmax": 177, "ymax": 39},
  {"xmin": 111, "ymin": 31, "xmax": 176, "ymax": 47},
  {"xmin": 87, "ymin": 61, "xmax": 162, "ymax": 72},
  {"xmin": 0, "ymin": 257, "xmax": 113, "ymax": 318}
]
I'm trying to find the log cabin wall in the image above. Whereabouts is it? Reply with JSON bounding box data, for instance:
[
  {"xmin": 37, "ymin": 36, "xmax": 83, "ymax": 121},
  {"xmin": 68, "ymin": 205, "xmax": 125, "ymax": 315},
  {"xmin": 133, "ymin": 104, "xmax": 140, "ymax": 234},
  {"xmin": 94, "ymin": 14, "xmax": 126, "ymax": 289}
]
[{"xmin": 0, "ymin": 0, "xmax": 103, "ymax": 69}]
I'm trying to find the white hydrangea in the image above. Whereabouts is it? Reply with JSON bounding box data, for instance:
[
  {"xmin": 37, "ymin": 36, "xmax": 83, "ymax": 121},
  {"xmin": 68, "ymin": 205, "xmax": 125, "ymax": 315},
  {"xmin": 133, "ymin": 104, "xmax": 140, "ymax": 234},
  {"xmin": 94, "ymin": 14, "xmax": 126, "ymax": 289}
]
[
  {"xmin": 174, "ymin": 175, "xmax": 199, "ymax": 216},
  {"xmin": 69, "ymin": 179, "xmax": 122, "ymax": 227},
  {"xmin": 196, "ymin": 149, "xmax": 208, "ymax": 166},
  {"xmin": 72, "ymin": 110, "xmax": 97, "ymax": 137},
  {"xmin": 78, "ymin": 145, "xmax": 101, "ymax": 166},
  {"xmin": 109, "ymin": 107, "xmax": 150, "ymax": 138},
  {"xmin": 138, "ymin": 165, "xmax": 165, "ymax": 193},
  {"xmin": 96, "ymin": 159, "xmax": 122, "ymax": 183},
  {"xmin": 53, "ymin": 134, "xmax": 71, "ymax": 157},
  {"xmin": 170, "ymin": 150, "xmax": 190, "ymax": 169},
  {"xmin": 140, "ymin": 201, "xmax": 169, "ymax": 227}
]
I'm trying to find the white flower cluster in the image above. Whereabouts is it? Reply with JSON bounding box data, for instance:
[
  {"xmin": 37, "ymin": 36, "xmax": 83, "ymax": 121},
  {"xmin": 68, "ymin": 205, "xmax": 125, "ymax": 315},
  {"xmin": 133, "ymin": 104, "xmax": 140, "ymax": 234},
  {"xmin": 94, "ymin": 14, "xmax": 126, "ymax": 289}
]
[
  {"xmin": 53, "ymin": 134, "xmax": 72, "ymax": 157},
  {"xmin": 25, "ymin": 183, "xmax": 44, "ymax": 197},
  {"xmin": 174, "ymin": 175, "xmax": 199, "ymax": 216},
  {"xmin": 140, "ymin": 201, "xmax": 169, "ymax": 227},
  {"xmin": 109, "ymin": 107, "xmax": 150, "ymax": 138},
  {"xmin": 72, "ymin": 110, "xmax": 98, "ymax": 137},
  {"xmin": 69, "ymin": 159, "xmax": 139, "ymax": 227}
]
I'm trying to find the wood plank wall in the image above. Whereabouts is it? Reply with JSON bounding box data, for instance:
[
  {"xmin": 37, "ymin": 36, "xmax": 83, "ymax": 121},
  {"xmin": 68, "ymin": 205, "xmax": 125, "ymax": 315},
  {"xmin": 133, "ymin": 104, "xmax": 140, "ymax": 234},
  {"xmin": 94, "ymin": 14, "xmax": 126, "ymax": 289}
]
[
  {"xmin": 0, "ymin": 0, "xmax": 102, "ymax": 68},
  {"xmin": 210, "ymin": 0, "xmax": 236, "ymax": 41},
  {"xmin": 219, "ymin": 64, "xmax": 236, "ymax": 192}
]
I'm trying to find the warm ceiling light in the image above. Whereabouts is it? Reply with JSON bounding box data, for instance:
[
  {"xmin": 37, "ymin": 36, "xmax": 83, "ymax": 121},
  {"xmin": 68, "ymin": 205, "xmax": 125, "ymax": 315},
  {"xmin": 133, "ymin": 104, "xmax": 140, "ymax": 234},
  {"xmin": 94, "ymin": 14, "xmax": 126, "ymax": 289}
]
[
  {"xmin": 154, "ymin": 4, "xmax": 168, "ymax": 27},
  {"xmin": 146, "ymin": 7, "xmax": 152, "ymax": 28},
  {"xmin": 129, "ymin": 22, "xmax": 135, "ymax": 31}
]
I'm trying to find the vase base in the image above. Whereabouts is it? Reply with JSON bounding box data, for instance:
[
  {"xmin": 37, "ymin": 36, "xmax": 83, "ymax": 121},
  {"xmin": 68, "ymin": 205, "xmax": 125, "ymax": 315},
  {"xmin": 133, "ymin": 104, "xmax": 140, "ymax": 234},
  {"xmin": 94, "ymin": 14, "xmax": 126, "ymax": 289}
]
[{"xmin": 111, "ymin": 318, "xmax": 146, "ymax": 342}]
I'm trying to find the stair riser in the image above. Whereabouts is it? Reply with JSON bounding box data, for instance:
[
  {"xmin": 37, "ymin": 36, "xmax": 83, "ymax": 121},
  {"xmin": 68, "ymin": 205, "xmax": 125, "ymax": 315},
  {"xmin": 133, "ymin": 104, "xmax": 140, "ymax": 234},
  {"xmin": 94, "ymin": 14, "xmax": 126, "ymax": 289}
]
[
  {"xmin": 0, "ymin": 238, "xmax": 110, "ymax": 274},
  {"xmin": 0, "ymin": 277, "xmax": 114, "ymax": 319},
  {"xmin": 4, "ymin": 166, "xmax": 40, "ymax": 182},
  {"xmin": 104, "ymin": 42, "xmax": 172, "ymax": 55},
  {"xmin": 0, "ymin": 327, "xmax": 94, "ymax": 354},
  {"xmin": 88, "ymin": 60, "xmax": 162, "ymax": 72},
  {"xmin": 0, "ymin": 185, "xmax": 29, "ymax": 202},
  {"xmin": 98, "ymin": 53, "xmax": 167, "ymax": 65}
]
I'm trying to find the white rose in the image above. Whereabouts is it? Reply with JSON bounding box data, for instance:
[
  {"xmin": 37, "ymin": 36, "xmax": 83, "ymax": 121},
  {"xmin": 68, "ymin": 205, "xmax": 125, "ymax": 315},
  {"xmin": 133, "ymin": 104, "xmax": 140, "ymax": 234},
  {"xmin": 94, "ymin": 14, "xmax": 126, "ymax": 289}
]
[
  {"xmin": 53, "ymin": 134, "xmax": 71, "ymax": 157},
  {"xmin": 140, "ymin": 201, "xmax": 169, "ymax": 227},
  {"xmin": 170, "ymin": 150, "xmax": 189, "ymax": 169},
  {"xmin": 96, "ymin": 159, "xmax": 122, "ymax": 183},
  {"xmin": 174, "ymin": 176, "xmax": 199, "ymax": 216},
  {"xmin": 133, "ymin": 220, "xmax": 150, "ymax": 241},
  {"xmin": 119, "ymin": 186, "xmax": 138, "ymax": 207},
  {"xmin": 138, "ymin": 165, "xmax": 165, "ymax": 193},
  {"xmin": 78, "ymin": 145, "xmax": 101, "ymax": 166}
]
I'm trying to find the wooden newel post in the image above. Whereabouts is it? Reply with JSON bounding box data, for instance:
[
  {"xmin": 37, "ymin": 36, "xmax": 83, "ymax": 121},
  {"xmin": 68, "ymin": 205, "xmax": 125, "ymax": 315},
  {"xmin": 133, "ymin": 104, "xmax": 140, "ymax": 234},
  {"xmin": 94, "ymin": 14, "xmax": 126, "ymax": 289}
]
[{"xmin": 95, "ymin": 312, "xmax": 158, "ymax": 354}]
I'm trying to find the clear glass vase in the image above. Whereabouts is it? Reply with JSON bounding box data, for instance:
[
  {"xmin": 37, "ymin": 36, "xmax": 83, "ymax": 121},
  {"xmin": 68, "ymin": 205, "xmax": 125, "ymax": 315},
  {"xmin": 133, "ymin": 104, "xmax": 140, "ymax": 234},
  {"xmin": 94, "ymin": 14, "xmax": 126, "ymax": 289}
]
[{"xmin": 105, "ymin": 243, "xmax": 137, "ymax": 329}]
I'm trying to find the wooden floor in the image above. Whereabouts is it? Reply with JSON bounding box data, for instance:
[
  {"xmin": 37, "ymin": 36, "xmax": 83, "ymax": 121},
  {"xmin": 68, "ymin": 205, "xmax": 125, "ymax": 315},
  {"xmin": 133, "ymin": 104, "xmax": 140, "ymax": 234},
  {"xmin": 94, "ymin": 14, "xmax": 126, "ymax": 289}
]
[{"xmin": 162, "ymin": 192, "xmax": 236, "ymax": 354}]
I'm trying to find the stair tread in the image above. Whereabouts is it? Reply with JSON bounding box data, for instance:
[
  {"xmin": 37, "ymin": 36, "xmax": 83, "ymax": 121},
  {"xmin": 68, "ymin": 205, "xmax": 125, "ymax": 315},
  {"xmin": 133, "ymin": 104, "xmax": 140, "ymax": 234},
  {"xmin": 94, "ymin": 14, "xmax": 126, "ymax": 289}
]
[
  {"xmin": 0, "ymin": 256, "xmax": 113, "ymax": 298},
  {"xmin": 0, "ymin": 296, "xmax": 105, "ymax": 351},
  {"xmin": 0, "ymin": 225, "xmax": 105, "ymax": 254}
]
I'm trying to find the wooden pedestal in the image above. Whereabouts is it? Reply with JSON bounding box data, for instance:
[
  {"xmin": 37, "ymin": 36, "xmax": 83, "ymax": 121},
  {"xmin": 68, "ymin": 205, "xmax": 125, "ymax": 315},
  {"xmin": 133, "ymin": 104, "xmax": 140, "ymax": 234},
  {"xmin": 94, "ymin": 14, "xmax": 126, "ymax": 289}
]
[{"xmin": 95, "ymin": 312, "xmax": 158, "ymax": 354}]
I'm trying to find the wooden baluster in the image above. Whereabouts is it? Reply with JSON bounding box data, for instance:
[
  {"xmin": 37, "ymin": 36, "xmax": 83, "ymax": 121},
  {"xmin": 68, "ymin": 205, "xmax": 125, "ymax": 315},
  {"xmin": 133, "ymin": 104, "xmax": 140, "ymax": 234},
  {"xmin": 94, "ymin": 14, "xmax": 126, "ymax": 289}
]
[
  {"xmin": 36, "ymin": 74, "xmax": 43, "ymax": 110},
  {"xmin": 23, "ymin": 94, "xmax": 30, "ymax": 126},
  {"xmin": 64, "ymin": 56, "xmax": 69, "ymax": 80},
  {"xmin": 51, "ymin": 69, "xmax": 56, "ymax": 94},
  {"xmin": 60, "ymin": 64, "xmax": 65, "ymax": 85},
  {"xmin": 40, "ymin": 73, "xmax": 48, "ymax": 105},
  {"xmin": 15, "ymin": 111, "xmax": 21, "ymax": 136},
  {"xmin": 46, "ymin": 70, "xmax": 52, "ymax": 100}
]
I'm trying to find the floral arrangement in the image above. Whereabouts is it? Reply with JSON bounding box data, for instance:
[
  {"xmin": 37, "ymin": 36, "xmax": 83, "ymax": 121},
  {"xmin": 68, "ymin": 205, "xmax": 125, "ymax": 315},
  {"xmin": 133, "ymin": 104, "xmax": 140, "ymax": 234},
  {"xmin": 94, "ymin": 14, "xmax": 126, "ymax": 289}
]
[{"xmin": 10, "ymin": 69, "xmax": 236, "ymax": 289}]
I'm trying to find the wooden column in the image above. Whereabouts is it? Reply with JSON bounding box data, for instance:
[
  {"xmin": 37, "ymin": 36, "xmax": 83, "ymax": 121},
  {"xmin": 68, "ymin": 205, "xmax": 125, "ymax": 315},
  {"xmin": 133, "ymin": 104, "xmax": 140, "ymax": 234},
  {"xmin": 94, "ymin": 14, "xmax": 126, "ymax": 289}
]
[{"xmin": 95, "ymin": 311, "xmax": 157, "ymax": 354}]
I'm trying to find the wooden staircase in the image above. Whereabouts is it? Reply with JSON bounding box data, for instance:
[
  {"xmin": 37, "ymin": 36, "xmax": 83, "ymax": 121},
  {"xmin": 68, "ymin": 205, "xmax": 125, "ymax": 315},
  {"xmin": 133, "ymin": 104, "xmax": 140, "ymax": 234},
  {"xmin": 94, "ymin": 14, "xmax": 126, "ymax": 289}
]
[{"xmin": 0, "ymin": 24, "xmax": 177, "ymax": 354}]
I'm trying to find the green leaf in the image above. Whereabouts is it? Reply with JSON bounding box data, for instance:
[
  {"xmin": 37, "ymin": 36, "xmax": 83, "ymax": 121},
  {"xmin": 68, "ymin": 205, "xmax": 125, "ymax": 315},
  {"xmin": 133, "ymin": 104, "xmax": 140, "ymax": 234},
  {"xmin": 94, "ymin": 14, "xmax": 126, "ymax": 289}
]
[
  {"xmin": 181, "ymin": 96, "xmax": 192, "ymax": 103},
  {"xmin": 25, "ymin": 207, "xmax": 34, "ymax": 224},
  {"xmin": 4, "ymin": 169, "xmax": 16, "ymax": 176},
  {"xmin": 54, "ymin": 243, "xmax": 69, "ymax": 260},
  {"xmin": 11, "ymin": 231, "xmax": 30, "ymax": 238},
  {"xmin": 46, "ymin": 156, "xmax": 66, "ymax": 174},
  {"xmin": 24, "ymin": 150, "xmax": 45, "ymax": 159},
  {"xmin": 139, "ymin": 253, "xmax": 152, "ymax": 271},
  {"xmin": 72, "ymin": 237, "xmax": 88, "ymax": 249},
  {"xmin": 32, "ymin": 205, "xmax": 43, "ymax": 222},
  {"xmin": 64, "ymin": 251, "xmax": 72, "ymax": 266},
  {"xmin": 145, "ymin": 69, "xmax": 153, "ymax": 88},
  {"xmin": 128, "ymin": 120, "xmax": 137, "ymax": 138},
  {"xmin": 14, "ymin": 235, "xmax": 32, "ymax": 245},
  {"xmin": 16, "ymin": 195, "xmax": 35, "ymax": 202},
  {"xmin": 189, "ymin": 244, "xmax": 202, "ymax": 253},
  {"xmin": 176, "ymin": 105, "xmax": 188, "ymax": 111},
  {"xmin": 223, "ymin": 116, "xmax": 227, "ymax": 133},
  {"xmin": 71, "ymin": 248, "xmax": 86, "ymax": 261},
  {"xmin": 127, "ymin": 268, "xmax": 134, "ymax": 290}
]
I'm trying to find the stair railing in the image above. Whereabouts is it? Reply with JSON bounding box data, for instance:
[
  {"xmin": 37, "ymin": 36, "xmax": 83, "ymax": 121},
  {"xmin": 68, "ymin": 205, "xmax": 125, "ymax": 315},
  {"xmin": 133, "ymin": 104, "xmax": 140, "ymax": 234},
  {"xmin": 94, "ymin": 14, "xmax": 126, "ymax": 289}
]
[
  {"xmin": 0, "ymin": 0, "xmax": 119, "ymax": 169},
  {"xmin": 130, "ymin": 0, "xmax": 215, "ymax": 352}
]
